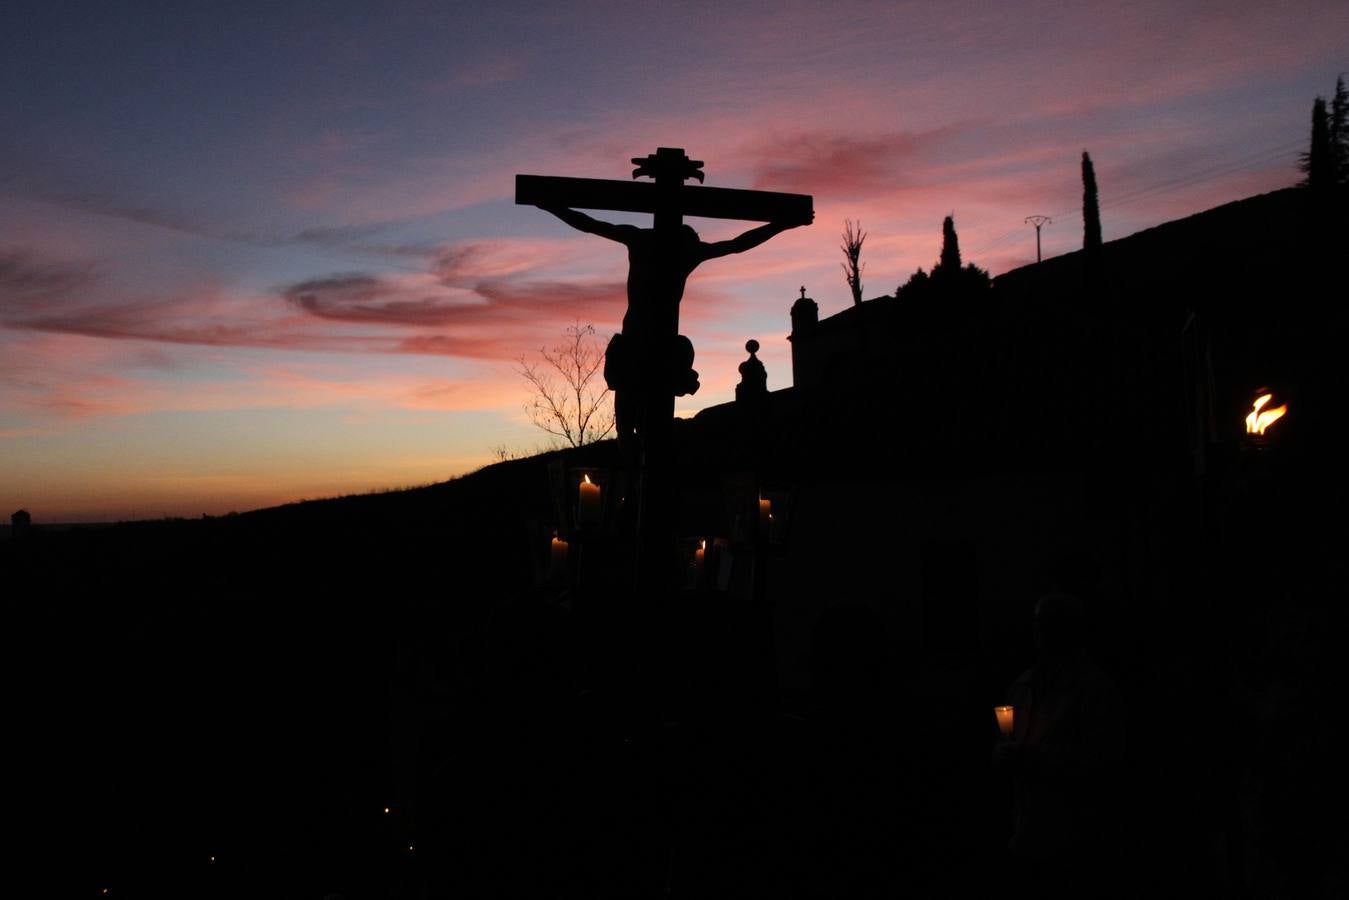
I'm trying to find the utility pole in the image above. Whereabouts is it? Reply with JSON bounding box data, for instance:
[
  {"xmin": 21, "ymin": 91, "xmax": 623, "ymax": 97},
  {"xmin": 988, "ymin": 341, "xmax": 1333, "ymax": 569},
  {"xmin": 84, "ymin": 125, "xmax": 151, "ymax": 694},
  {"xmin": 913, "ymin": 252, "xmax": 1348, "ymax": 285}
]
[{"xmin": 1024, "ymin": 215, "xmax": 1051, "ymax": 263}]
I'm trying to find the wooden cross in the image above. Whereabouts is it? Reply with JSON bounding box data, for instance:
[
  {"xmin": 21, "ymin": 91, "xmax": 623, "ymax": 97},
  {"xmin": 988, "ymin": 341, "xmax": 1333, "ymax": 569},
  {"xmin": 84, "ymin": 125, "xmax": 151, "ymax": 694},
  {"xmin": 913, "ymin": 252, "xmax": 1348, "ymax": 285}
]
[
  {"xmin": 516, "ymin": 146, "xmax": 812, "ymax": 232},
  {"xmin": 516, "ymin": 148, "xmax": 812, "ymax": 588}
]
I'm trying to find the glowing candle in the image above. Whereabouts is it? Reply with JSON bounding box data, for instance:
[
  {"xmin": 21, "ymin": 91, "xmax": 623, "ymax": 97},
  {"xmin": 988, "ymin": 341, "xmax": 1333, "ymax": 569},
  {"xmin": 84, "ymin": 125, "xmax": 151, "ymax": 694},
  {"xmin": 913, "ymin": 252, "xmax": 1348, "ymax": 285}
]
[
  {"xmin": 578, "ymin": 474, "xmax": 602, "ymax": 525},
  {"xmin": 549, "ymin": 533, "xmax": 569, "ymax": 578},
  {"xmin": 758, "ymin": 497, "xmax": 772, "ymax": 538},
  {"xmin": 1245, "ymin": 393, "xmax": 1287, "ymax": 436},
  {"xmin": 694, "ymin": 539, "xmax": 706, "ymax": 580},
  {"xmin": 994, "ymin": 705, "xmax": 1014, "ymax": 738}
]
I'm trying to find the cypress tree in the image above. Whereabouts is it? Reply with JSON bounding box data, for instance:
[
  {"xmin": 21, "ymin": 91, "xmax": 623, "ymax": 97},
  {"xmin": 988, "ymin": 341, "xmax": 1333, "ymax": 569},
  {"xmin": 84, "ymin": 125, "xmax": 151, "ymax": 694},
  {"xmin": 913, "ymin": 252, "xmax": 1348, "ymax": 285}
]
[
  {"xmin": 897, "ymin": 219, "xmax": 989, "ymax": 303},
  {"xmin": 1331, "ymin": 75, "xmax": 1347, "ymax": 185},
  {"xmin": 939, "ymin": 215, "xmax": 961, "ymax": 272},
  {"xmin": 1082, "ymin": 151, "xmax": 1102, "ymax": 250},
  {"xmin": 1299, "ymin": 96, "xmax": 1333, "ymax": 190}
]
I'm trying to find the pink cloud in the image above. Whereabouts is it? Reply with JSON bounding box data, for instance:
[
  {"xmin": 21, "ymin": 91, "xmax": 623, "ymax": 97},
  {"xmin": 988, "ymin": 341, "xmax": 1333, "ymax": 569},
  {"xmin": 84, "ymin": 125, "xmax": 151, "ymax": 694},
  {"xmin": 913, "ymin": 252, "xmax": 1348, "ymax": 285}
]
[
  {"xmin": 232, "ymin": 364, "xmax": 527, "ymax": 415},
  {"xmin": 0, "ymin": 341, "xmax": 530, "ymax": 423},
  {"xmin": 0, "ymin": 249, "xmax": 96, "ymax": 303},
  {"xmin": 0, "ymin": 237, "xmax": 636, "ymax": 363},
  {"xmin": 284, "ymin": 273, "xmax": 479, "ymax": 326},
  {"xmin": 743, "ymin": 127, "xmax": 964, "ymax": 199}
]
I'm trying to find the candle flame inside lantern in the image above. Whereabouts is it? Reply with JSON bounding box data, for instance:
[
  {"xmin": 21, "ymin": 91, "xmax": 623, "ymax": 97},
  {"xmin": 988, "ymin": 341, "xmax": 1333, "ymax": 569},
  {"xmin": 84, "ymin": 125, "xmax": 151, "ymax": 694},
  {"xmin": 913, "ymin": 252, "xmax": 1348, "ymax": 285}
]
[
  {"xmin": 577, "ymin": 473, "xmax": 602, "ymax": 525},
  {"xmin": 1245, "ymin": 393, "xmax": 1287, "ymax": 435}
]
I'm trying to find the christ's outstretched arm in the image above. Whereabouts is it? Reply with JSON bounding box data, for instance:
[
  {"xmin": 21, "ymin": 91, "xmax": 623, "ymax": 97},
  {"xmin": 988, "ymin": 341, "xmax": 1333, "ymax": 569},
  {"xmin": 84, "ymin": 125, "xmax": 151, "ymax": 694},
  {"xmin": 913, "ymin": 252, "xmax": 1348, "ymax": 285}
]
[
  {"xmin": 540, "ymin": 206, "xmax": 638, "ymax": 245},
  {"xmin": 699, "ymin": 212, "xmax": 813, "ymax": 261}
]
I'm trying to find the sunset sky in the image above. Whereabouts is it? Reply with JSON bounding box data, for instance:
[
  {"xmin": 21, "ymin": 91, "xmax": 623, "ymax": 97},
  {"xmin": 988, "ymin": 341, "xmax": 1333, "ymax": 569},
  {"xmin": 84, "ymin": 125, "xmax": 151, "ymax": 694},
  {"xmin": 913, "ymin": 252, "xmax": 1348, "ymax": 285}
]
[{"xmin": 3, "ymin": 1, "xmax": 1346, "ymax": 521}]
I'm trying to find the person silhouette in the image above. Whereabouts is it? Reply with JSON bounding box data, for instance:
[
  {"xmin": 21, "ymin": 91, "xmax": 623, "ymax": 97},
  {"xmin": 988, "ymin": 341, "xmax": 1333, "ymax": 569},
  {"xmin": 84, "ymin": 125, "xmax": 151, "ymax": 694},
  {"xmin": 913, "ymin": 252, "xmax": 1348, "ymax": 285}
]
[
  {"xmin": 539, "ymin": 206, "xmax": 810, "ymax": 450},
  {"xmin": 994, "ymin": 593, "xmax": 1122, "ymax": 899}
]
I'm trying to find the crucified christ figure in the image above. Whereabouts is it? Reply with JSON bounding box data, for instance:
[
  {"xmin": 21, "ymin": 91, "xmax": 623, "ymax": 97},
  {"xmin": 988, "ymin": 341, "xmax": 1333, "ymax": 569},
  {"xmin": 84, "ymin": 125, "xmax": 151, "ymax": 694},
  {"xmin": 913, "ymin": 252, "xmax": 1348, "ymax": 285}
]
[{"xmin": 539, "ymin": 205, "xmax": 812, "ymax": 450}]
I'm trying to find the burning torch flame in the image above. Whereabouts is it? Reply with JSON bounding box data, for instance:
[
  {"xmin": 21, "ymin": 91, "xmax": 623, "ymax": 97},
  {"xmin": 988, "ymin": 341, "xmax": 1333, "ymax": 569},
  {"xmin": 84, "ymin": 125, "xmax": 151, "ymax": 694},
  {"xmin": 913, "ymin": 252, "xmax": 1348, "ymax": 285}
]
[{"xmin": 1245, "ymin": 394, "xmax": 1287, "ymax": 436}]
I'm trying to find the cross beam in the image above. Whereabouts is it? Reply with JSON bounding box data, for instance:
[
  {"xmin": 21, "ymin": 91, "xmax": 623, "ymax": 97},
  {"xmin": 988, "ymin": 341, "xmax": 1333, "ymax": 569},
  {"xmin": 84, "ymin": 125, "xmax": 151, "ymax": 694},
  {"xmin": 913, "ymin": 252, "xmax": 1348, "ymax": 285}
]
[{"xmin": 515, "ymin": 174, "xmax": 812, "ymax": 223}]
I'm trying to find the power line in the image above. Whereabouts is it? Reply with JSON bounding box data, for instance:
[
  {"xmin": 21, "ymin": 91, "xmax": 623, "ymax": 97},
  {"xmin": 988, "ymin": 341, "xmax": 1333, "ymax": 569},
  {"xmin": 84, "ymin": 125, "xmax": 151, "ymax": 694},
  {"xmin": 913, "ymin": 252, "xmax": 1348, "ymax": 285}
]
[
  {"xmin": 968, "ymin": 138, "xmax": 1304, "ymax": 260},
  {"xmin": 1096, "ymin": 139, "xmax": 1302, "ymax": 212}
]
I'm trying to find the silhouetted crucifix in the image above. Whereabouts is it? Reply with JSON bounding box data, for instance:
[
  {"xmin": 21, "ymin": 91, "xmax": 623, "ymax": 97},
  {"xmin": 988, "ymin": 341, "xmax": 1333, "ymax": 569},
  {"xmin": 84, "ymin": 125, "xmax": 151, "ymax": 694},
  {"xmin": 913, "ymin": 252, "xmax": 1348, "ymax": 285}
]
[
  {"xmin": 517, "ymin": 148, "xmax": 811, "ymax": 579},
  {"xmin": 517, "ymin": 147, "xmax": 812, "ymax": 450}
]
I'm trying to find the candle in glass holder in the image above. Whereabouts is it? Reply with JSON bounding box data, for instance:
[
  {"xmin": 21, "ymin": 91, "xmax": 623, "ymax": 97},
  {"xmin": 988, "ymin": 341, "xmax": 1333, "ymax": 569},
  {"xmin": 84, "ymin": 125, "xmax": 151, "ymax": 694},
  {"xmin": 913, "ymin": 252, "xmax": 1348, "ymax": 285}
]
[
  {"xmin": 549, "ymin": 533, "xmax": 569, "ymax": 578},
  {"xmin": 694, "ymin": 539, "xmax": 706, "ymax": 579},
  {"xmin": 994, "ymin": 705, "xmax": 1014, "ymax": 738},
  {"xmin": 578, "ymin": 474, "xmax": 602, "ymax": 525},
  {"xmin": 758, "ymin": 497, "xmax": 772, "ymax": 538}
]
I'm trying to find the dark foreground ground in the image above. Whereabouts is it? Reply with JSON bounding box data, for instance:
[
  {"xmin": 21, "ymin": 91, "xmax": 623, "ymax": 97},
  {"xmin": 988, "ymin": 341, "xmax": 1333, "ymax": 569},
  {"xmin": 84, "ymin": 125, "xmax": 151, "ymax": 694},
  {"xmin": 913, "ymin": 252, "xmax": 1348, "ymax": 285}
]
[{"xmin": 7, "ymin": 444, "xmax": 1346, "ymax": 899}]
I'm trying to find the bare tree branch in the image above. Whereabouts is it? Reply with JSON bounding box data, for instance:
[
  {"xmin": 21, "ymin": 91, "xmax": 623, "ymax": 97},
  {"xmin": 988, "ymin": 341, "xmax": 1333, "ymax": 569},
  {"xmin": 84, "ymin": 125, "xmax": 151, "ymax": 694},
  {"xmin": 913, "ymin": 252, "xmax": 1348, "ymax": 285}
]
[
  {"xmin": 513, "ymin": 321, "xmax": 615, "ymax": 448},
  {"xmin": 841, "ymin": 218, "xmax": 866, "ymax": 306}
]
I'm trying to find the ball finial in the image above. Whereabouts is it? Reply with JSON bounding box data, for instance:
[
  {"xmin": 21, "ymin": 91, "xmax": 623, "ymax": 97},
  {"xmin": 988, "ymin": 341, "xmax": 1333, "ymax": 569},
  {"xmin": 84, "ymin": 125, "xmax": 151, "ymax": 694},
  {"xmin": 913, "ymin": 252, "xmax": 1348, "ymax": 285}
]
[{"xmin": 745, "ymin": 339, "xmax": 760, "ymax": 355}]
